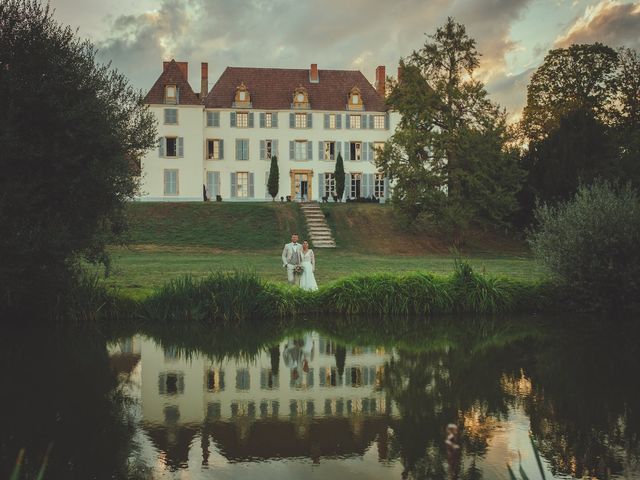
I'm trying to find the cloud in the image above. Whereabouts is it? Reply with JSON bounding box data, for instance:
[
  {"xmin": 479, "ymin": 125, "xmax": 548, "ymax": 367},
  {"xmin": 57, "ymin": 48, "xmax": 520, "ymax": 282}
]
[
  {"xmin": 486, "ymin": 67, "xmax": 536, "ymax": 122},
  {"xmin": 555, "ymin": 0, "xmax": 640, "ymax": 50}
]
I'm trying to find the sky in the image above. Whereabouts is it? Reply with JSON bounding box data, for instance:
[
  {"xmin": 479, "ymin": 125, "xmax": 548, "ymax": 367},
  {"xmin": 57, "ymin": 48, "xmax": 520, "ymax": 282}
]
[{"xmin": 48, "ymin": 0, "xmax": 640, "ymax": 121}]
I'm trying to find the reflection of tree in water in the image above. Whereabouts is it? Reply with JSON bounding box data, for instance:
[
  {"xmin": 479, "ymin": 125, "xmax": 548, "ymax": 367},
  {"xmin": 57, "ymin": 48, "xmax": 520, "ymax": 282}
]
[
  {"xmin": 383, "ymin": 342, "xmax": 526, "ymax": 480},
  {"xmin": 0, "ymin": 327, "xmax": 146, "ymax": 479},
  {"xmin": 522, "ymin": 321, "xmax": 640, "ymax": 478}
]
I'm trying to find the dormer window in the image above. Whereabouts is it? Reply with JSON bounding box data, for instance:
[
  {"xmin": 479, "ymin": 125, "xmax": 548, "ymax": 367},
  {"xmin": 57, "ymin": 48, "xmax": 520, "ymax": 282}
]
[
  {"xmin": 165, "ymin": 85, "xmax": 177, "ymax": 104},
  {"xmin": 347, "ymin": 86, "xmax": 363, "ymax": 110},
  {"xmin": 292, "ymin": 85, "xmax": 309, "ymax": 109},
  {"xmin": 233, "ymin": 83, "xmax": 252, "ymax": 108}
]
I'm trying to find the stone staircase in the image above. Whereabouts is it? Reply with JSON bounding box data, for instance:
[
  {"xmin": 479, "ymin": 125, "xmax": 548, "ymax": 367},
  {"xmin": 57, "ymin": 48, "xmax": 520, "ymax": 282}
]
[{"xmin": 300, "ymin": 202, "xmax": 336, "ymax": 248}]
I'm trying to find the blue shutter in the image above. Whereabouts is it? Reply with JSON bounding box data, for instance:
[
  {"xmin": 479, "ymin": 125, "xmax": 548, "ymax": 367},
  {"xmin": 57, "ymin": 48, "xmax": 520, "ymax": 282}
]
[
  {"xmin": 273, "ymin": 139, "xmax": 278, "ymax": 157},
  {"xmin": 369, "ymin": 142, "xmax": 375, "ymax": 162},
  {"xmin": 260, "ymin": 140, "xmax": 266, "ymax": 160},
  {"xmin": 206, "ymin": 111, "xmax": 214, "ymax": 127},
  {"xmin": 307, "ymin": 141, "xmax": 312, "ymax": 160},
  {"xmin": 158, "ymin": 138, "xmax": 164, "ymax": 157},
  {"xmin": 345, "ymin": 142, "xmax": 351, "ymax": 161},
  {"xmin": 344, "ymin": 173, "xmax": 351, "ymax": 200},
  {"xmin": 260, "ymin": 112, "xmax": 265, "ymax": 128},
  {"xmin": 249, "ymin": 172, "xmax": 255, "ymax": 198},
  {"xmin": 318, "ymin": 141, "xmax": 323, "ymax": 161},
  {"xmin": 368, "ymin": 173, "xmax": 375, "ymax": 197},
  {"xmin": 362, "ymin": 142, "xmax": 368, "ymax": 161},
  {"xmin": 231, "ymin": 173, "xmax": 237, "ymax": 198},
  {"xmin": 384, "ymin": 177, "xmax": 390, "ymax": 200},
  {"xmin": 206, "ymin": 171, "xmax": 214, "ymax": 198},
  {"xmin": 272, "ymin": 113, "xmax": 278, "ymax": 128},
  {"xmin": 289, "ymin": 113, "xmax": 295, "ymax": 128},
  {"xmin": 346, "ymin": 114, "xmax": 351, "ymax": 129},
  {"xmin": 370, "ymin": 115, "xmax": 375, "ymax": 129},
  {"xmin": 214, "ymin": 172, "xmax": 220, "ymax": 196},
  {"xmin": 230, "ymin": 112, "xmax": 237, "ymax": 127},
  {"xmin": 324, "ymin": 114, "xmax": 329, "ymax": 129},
  {"xmin": 307, "ymin": 113, "xmax": 313, "ymax": 128},
  {"xmin": 214, "ymin": 112, "xmax": 220, "ymax": 127},
  {"xmin": 219, "ymin": 139, "xmax": 224, "ymax": 159},
  {"xmin": 362, "ymin": 173, "xmax": 369, "ymax": 198},
  {"xmin": 360, "ymin": 115, "xmax": 366, "ymax": 129},
  {"xmin": 248, "ymin": 112, "xmax": 254, "ymax": 128},
  {"xmin": 289, "ymin": 141, "xmax": 294, "ymax": 160},
  {"xmin": 336, "ymin": 141, "xmax": 341, "ymax": 157},
  {"xmin": 236, "ymin": 139, "xmax": 241, "ymax": 160},
  {"xmin": 318, "ymin": 174, "xmax": 323, "ymax": 200},
  {"xmin": 337, "ymin": 114, "xmax": 342, "ymax": 129},
  {"xmin": 178, "ymin": 137, "xmax": 184, "ymax": 157},
  {"xmin": 385, "ymin": 113, "xmax": 390, "ymax": 130}
]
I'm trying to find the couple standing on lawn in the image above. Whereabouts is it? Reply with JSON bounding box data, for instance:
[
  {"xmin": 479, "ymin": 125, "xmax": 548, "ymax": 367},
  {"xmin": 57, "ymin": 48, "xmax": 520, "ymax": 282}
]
[{"xmin": 281, "ymin": 233, "xmax": 318, "ymax": 291}]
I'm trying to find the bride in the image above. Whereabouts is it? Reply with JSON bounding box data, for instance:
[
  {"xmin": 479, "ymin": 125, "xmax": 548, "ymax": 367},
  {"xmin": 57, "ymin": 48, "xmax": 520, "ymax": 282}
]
[{"xmin": 299, "ymin": 240, "xmax": 318, "ymax": 291}]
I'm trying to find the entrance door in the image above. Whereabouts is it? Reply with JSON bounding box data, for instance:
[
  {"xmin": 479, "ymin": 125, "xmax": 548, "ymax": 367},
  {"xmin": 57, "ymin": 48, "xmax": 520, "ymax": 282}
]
[{"xmin": 294, "ymin": 173, "xmax": 309, "ymax": 201}]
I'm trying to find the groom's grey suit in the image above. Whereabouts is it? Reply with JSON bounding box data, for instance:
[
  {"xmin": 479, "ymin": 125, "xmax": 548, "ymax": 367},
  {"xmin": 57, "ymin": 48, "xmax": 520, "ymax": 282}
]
[{"xmin": 282, "ymin": 242, "xmax": 302, "ymax": 285}]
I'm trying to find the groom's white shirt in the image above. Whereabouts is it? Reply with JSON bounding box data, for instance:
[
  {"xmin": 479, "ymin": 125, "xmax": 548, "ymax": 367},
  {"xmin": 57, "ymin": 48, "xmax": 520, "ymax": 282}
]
[{"xmin": 282, "ymin": 242, "xmax": 301, "ymax": 267}]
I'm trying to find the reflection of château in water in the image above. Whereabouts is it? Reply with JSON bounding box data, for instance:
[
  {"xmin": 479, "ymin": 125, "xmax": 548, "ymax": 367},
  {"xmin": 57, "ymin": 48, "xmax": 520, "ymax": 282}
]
[{"xmin": 108, "ymin": 333, "xmax": 397, "ymax": 468}]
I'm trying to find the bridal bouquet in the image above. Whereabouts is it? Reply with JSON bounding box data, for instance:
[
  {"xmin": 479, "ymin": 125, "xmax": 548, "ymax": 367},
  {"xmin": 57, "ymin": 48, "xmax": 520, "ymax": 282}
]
[{"xmin": 293, "ymin": 265, "xmax": 304, "ymax": 275}]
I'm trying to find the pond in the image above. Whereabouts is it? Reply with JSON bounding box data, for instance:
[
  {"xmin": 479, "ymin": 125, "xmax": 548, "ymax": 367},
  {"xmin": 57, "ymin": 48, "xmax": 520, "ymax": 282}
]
[{"xmin": 1, "ymin": 316, "xmax": 639, "ymax": 479}]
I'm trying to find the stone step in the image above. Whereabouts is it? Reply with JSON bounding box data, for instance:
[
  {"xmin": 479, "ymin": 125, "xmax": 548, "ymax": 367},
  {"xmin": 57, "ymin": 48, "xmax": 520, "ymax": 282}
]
[
  {"xmin": 309, "ymin": 229, "xmax": 332, "ymax": 234},
  {"xmin": 310, "ymin": 232, "xmax": 333, "ymax": 237},
  {"xmin": 307, "ymin": 222, "xmax": 330, "ymax": 228}
]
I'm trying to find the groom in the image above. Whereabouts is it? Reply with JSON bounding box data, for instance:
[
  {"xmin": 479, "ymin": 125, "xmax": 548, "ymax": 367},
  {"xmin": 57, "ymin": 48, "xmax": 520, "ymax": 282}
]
[{"xmin": 282, "ymin": 233, "xmax": 302, "ymax": 286}]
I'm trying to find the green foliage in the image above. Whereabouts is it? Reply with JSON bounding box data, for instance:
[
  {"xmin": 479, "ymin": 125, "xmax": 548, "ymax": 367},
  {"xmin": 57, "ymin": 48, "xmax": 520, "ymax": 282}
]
[
  {"xmin": 521, "ymin": 43, "xmax": 619, "ymax": 141},
  {"xmin": 378, "ymin": 18, "xmax": 523, "ymax": 243},
  {"xmin": 0, "ymin": 0, "xmax": 157, "ymax": 315},
  {"xmin": 529, "ymin": 181, "xmax": 640, "ymax": 309},
  {"xmin": 267, "ymin": 155, "xmax": 279, "ymax": 200},
  {"xmin": 334, "ymin": 152, "xmax": 345, "ymax": 201}
]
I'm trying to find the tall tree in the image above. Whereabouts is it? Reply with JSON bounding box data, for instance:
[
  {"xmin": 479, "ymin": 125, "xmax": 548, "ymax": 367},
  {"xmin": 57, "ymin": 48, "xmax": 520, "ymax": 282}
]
[
  {"xmin": 0, "ymin": 0, "xmax": 157, "ymax": 315},
  {"xmin": 378, "ymin": 18, "xmax": 523, "ymax": 242},
  {"xmin": 334, "ymin": 152, "xmax": 345, "ymax": 202},
  {"xmin": 520, "ymin": 43, "xmax": 619, "ymax": 142},
  {"xmin": 267, "ymin": 155, "xmax": 279, "ymax": 201}
]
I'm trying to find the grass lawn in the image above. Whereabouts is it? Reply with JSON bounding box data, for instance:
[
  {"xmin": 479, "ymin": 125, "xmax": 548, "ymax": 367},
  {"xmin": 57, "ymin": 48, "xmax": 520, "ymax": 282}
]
[
  {"xmin": 102, "ymin": 202, "xmax": 541, "ymax": 299},
  {"xmin": 101, "ymin": 246, "xmax": 543, "ymax": 298}
]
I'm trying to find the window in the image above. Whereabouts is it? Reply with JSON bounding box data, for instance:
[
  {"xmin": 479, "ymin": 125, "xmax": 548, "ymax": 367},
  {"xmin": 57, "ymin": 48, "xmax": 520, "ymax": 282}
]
[
  {"xmin": 164, "ymin": 85, "xmax": 177, "ymax": 104},
  {"xmin": 265, "ymin": 140, "xmax": 272, "ymax": 160},
  {"xmin": 328, "ymin": 114, "xmax": 336, "ymax": 129},
  {"xmin": 374, "ymin": 173, "xmax": 385, "ymax": 198},
  {"xmin": 324, "ymin": 173, "xmax": 336, "ymax": 198},
  {"xmin": 165, "ymin": 137, "xmax": 177, "ymax": 157},
  {"xmin": 206, "ymin": 369, "xmax": 225, "ymax": 392},
  {"xmin": 206, "ymin": 111, "xmax": 220, "ymax": 127},
  {"xmin": 350, "ymin": 141, "xmax": 362, "ymax": 161},
  {"xmin": 351, "ymin": 173, "xmax": 362, "ymax": 198},
  {"xmin": 349, "ymin": 115, "xmax": 361, "ymax": 129},
  {"xmin": 295, "ymin": 113, "xmax": 307, "ymax": 128},
  {"xmin": 164, "ymin": 108, "xmax": 177, "ymax": 124},
  {"xmin": 158, "ymin": 372, "xmax": 184, "ymax": 395},
  {"xmin": 373, "ymin": 142, "xmax": 385, "ymax": 161},
  {"xmin": 374, "ymin": 115, "xmax": 385, "ymax": 129},
  {"xmin": 323, "ymin": 141, "xmax": 335, "ymax": 160},
  {"xmin": 265, "ymin": 113, "xmax": 272, "ymax": 128},
  {"xmin": 295, "ymin": 140, "xmax": 307, "ymax": 160},
  {"xmin": 206, "ymin": 139, "xmax": 223, "ymax": 160},
  {"xmin": 164, "ymin": 169, "xmax": 178, "ymax": 195},
  {"xmin": 236, "ymin": 368, "xmax": 250, "ymax": 391},
  {"xmin": 236, "ymin": 139, "xmax": 249, "ymax": 160},
  {"xmin": 236, "ymin": 172, "xmax": 249, "ymax": 197},
  {"xmin": 236, "ymin": 112, "xmax": 248, "ymax": 128}
]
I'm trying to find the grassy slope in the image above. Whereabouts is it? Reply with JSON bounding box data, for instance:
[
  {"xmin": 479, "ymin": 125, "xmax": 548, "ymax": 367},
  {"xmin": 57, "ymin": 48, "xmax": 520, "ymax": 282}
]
[
  {"xmin": 124, "ymin": 202, "xmax": 309, "ymax": 248},
  {"xmin": 101, "ymin": 202, "xmax": 540, "ymax": 298}
]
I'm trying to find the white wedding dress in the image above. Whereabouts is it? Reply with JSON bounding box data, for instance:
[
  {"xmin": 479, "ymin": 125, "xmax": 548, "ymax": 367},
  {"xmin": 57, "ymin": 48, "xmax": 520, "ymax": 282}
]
[{"xmin": 299, "ymin": 249, "xmax": 318, "ymax": 291}]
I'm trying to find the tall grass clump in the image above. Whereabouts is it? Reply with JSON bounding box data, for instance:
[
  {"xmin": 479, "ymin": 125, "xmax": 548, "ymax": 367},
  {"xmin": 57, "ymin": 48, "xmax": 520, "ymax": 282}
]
[
  {"xmin": 319, "ymin": 272, "xmax": 452, "ymax": 316},
  {"xmin": 143, "ymin": 271, "xmax": 282, "ymax": 324},
  {"xmin": 529, "ymin": 181, "xmax": 640, "ymax": 310},
  {"xmin": 449, "ymin": 259, "xmax": 519, "ymax": 313}
]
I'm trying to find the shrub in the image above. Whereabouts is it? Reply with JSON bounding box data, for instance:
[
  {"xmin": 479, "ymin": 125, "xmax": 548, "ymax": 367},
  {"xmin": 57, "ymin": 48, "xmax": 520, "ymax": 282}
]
[{"xmin": 529, "ymin": 181, "xmax": 640, "ymax": 309}]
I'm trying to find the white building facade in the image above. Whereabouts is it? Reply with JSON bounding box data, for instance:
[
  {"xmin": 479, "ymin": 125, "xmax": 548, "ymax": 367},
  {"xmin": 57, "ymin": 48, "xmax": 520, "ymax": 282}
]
[{"xmin": 139, "ymin": 60, "xmax": 399, "ymax": 202}]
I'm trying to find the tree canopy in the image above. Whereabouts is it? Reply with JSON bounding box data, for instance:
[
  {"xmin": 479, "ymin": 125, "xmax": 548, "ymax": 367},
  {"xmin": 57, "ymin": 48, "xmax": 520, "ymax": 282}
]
[
  {"xmin": 0, "ymin": 0, "xmax": 157, "ymax": 314},
  {"xmin": 377, "ymin": 18, "xmax": 523, "ymax": 242}
]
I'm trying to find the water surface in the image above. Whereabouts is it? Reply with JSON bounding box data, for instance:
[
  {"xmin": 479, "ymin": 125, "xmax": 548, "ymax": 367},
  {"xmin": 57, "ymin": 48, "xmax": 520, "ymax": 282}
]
[{"xmin": 1, "ymin": 316, "xmax": 638, "ymax": 479}]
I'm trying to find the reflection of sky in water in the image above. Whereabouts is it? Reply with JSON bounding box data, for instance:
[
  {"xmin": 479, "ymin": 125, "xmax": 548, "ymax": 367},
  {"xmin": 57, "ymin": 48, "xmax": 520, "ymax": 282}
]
[{"xmin": 107, "ymin": 330, "xmax": 638, "ymax": 480}]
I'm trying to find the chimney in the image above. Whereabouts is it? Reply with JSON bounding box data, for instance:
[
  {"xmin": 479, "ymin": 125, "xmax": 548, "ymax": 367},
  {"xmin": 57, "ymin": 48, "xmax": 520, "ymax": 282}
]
[
  {"xmin": 310, "ymin": 63, "xmax": 319, "ymax": 83},
  {"xmin": 201, "ymin": 62, "xmax": 208, "ymax": 98},
  {"xmin": 375, "ymin": 65, "xmax": 386, "ymax": 97}
]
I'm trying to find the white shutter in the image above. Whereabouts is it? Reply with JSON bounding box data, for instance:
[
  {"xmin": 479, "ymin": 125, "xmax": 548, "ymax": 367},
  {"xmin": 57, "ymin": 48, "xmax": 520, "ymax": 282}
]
[
  {"xmin": 273, "ymin": 139, "xmax": 279, "ymax": 157},
  {"xmin": 260, "ymin": 112, "xmax": 265, "ymax": 128},
  {"xmin": 318, "ymin": 141, "xmax": 323, "ymax": 161},
  {"xmin": 272, "ymin": 113, "xmax": 278, "ymax": 128},
  {"xmin": 336, "ymin": 114, "xmax": 342, "ymax": 129},
  {"xmin": 307, "ymin": 113, "xmax": 313, "ymax": 128},
  {"xmin": 230, "ymin": 112, "xmax": 237, "ymax": 127},
  {"xmin": 214, "ymin": 111, "xmax": 220, "ymax": 127},
  {"xmin": 289, "ymin": 141, "xmax": 294, "ymax": 160},
  {"xmin": 248, "ymin": 112, "xmax": 254, "ymax": 128},
  {"xmin": 231, "ymin": 173, "xmax": 237, "ymax": 198},
  {"xmin": 177, "ymin": 137, "xmax": 184, "ymax": 157},
  {"xmin": 249, "ymin": 172, "xmax": 255, "ymax": 198},
  {"xmin": 206, "ymin": 111, "xmax": 214, "ymax": 127},
  {"xmin": 324, "ymin": 114, "xmax": 329, "ymax": 129},
  {"xmin": 219, "ymin": 139, "xmax": 224, "ymax": 159},
  {"xmin": 158, "ymin": 138, "xmax": 164, "ymax": 157},
  {"xmin": 307, "ymin": 141, "xmax": 313, "ymax": 160},
  {"xmin": 345, "ymin": 142, "xmax": 351, "ymax": 161},
  {"xmin": 260, "ymin": 140, "xmax": 266, "ymax": 160}
]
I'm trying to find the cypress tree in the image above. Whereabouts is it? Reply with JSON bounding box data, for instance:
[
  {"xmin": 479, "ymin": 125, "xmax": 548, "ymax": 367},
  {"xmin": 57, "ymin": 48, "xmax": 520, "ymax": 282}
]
[
  {"xmin": 267, "ymin": 155, "xmax": 279, "ymax": 201},
  {"xmin": 335, "ymin": 152, "xmax": 345, "ymax": 202}
]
